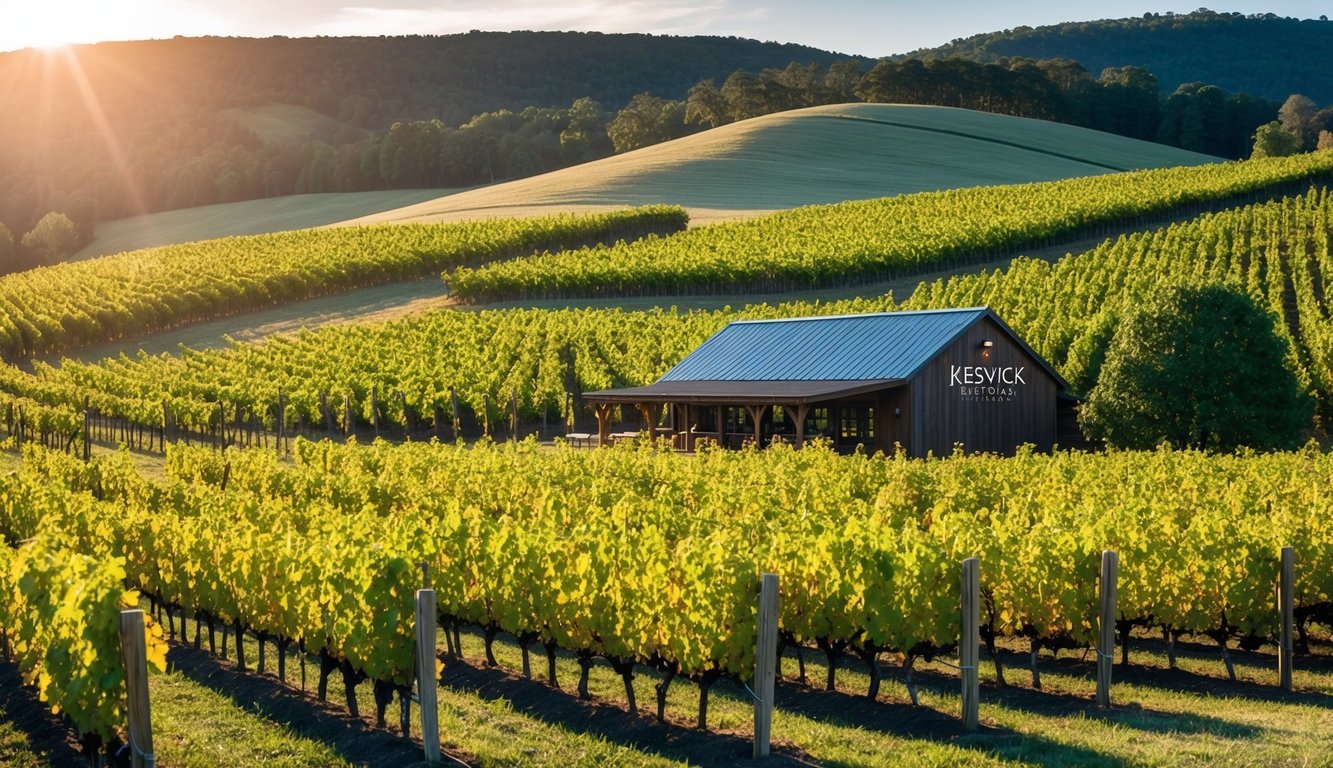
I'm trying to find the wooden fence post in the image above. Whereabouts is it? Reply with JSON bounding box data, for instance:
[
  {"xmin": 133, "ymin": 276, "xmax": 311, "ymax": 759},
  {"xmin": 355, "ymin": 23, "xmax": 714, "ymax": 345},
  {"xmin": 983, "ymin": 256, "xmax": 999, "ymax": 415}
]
[
  {"xmin": 82, "ymin": 397, "xmax": 91, "ymax": 462},
  {"xmin": 371, "ymin": 385, "xmax": 380, "ymax": 437},
  {"xmin": 416, "ymin": 589, "xmax": 441, "ymax": 764},
  {"xmin": 1279, "ymin": 546, "xmax": 1294, "ymax": 692},
  {"xmin": 753, "ymin": 573, "xmax": 778, "ymax": 759},
  {"xmin": 449, "ymin": 389, "xmax": 461, "ymax": 440},
  {"xmin": 276, "ymin": 388, "xmax": 285, "ymax": 456},
  {"xmin": 119, "ymin": 609, "xmax": 155, "ymax": 768},
  {"xmin": 1097, "ymin": 550, "xmax": 1119, "ymax": 708},
  {"xmin": 960, "ymin": 557, "xmax": 980, "ymax": 731},
  {"xmin": 510, "ymin": 393, "xmax": 519, "ymax": 441}
]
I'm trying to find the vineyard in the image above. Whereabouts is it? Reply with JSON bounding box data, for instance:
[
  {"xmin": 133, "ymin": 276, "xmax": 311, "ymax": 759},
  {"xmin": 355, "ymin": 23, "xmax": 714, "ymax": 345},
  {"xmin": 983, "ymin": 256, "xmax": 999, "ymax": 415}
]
[
  {"xmin": 0, "ymin": 531, "xmax": 167, "ymax": 755},
  {"xmin": 0, "ymin": 440, "xmax": 1330, "ymax": 760},
  {"xmin": 444, "ymin": 152, "xmax": 1333, "ymax": 302},
  {"xmin": 0, "ymin": 205, "xmax": 686, "ymax": 361},
  {"xmin": 3, "ymin": 186, "xmax": 1333, "ymax": 449}
]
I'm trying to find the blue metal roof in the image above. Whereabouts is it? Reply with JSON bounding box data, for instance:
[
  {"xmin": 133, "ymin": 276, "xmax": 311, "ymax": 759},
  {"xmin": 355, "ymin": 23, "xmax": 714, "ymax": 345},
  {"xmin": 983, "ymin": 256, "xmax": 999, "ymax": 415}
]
[{"xmin": 660, "ymin": 307, "xmax": 991, "ymax": 383}]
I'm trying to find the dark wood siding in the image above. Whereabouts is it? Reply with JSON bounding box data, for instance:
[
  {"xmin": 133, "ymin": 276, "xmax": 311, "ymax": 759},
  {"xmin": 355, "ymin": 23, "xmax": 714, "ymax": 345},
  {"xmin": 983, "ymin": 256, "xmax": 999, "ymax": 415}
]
[{"xmin": 908, "ymin": 316, "xmax": 1059, "ymax": 457}]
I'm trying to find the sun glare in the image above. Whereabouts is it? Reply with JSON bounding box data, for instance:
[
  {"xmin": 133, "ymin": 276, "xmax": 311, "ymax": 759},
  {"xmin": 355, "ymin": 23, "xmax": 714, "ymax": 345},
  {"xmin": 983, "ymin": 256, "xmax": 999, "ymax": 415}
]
[
  {"xmin": 3, "ymin": 3, "xmax": 100, "ymax": 52},
  {"xmin": 0, "ymin": 0, "xmax": 223, "ymax": 53}
]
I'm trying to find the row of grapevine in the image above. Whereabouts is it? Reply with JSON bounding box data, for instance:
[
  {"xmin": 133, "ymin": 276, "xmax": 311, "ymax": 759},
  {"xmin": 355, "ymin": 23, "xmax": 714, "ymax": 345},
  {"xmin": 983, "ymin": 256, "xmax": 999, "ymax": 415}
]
[
  {"xmin": 9, "ymin": 188, "xmax": 1333, "ymax": 450},
  {"xmin": 5, "ymin": 441, "xmax": 1330, "ymax": 721},
  {"xmin": 899, "ymin": 188, "xmax": 1333, "ymax": 417},
  {"xmin": 0, "ymin": 531, "xmax": 167, "ymax": 755},
  {"xmin": 0, "ymin": 205, "xmax": 686, "ymax": 361},
  {"xmin": 444, "ymin": 152, "xmax": 1333, "ymax": 301}
]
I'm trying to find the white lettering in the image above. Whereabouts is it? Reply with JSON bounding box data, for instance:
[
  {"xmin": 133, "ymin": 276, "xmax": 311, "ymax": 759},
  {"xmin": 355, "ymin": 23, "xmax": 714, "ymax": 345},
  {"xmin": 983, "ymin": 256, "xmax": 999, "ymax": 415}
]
[{"xmin": 951, "ymin": 364, "xmax": 1027, "ymax": 402}]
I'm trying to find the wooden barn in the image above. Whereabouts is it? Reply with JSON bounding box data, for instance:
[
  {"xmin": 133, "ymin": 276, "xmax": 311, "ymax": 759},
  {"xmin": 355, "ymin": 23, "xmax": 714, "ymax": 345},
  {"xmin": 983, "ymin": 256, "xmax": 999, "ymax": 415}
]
[{"xmin": 583, "ymin": 307, "xmax": 1071, "ymax": 456}]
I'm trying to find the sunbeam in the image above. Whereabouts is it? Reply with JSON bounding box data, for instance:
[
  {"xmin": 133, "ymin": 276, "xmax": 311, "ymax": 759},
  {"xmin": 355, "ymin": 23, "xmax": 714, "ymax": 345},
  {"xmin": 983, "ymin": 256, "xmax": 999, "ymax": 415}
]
[{"xmin": 51, "ymin": 46, "xmax": 150, "ymax": 220}]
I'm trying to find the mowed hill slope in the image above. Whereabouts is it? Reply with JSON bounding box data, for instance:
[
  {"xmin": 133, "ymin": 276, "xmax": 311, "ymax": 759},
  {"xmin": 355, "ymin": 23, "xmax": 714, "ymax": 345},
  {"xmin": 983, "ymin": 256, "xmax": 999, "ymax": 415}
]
[
  {"xmin": 343, "ymin": 103, "xmax": 1221, "ymax": 228},
  {"xmin": 74, "ymin": 189, "xmax": 452, "ymax": 260}
]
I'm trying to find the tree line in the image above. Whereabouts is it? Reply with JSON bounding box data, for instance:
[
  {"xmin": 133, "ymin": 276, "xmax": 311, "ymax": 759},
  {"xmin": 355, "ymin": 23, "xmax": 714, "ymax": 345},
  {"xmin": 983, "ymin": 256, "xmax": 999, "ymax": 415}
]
[
  {"xmin": 906, "ymin": 9, "xmax": 1333, "ymax": 105},
  {"xmin": 0, "ymin": 33, "xmax": 855, "ymax": 239},
  {"xmin": 4, "ymin": 32, "xmax": 1326, "ymax": 261},
  {"xmin": 268, "ymin": 57, "xmax": 1308, "ymax": 201}
]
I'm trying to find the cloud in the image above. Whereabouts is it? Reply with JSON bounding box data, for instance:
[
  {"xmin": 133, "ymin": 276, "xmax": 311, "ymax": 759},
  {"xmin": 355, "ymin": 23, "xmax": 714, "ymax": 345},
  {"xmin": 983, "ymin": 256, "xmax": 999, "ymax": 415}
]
[{"xmin": 304, "ymin": 0, "xmax": 751, "ymax": 37}]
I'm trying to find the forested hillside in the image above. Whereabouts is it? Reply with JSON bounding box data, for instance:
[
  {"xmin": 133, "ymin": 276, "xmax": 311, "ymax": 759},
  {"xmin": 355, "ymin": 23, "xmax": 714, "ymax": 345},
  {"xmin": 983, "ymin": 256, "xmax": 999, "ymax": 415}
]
[
  {"xmin": 3, "ymin": 21, "xmax": 1322, "ymax": 271},
  {"xmin": 905, "ymin": 10, "xmax": 1333, "ymax": 105},
  {"xmin": 0, "ymin": 33, "xmax": 856, "ymax": 238}
]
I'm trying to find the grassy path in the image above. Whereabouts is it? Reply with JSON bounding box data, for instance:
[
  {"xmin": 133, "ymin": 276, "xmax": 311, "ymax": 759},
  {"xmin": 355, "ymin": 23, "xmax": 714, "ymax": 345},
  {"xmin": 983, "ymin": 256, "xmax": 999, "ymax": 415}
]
[{"xmin": 43, "ymin": 222, "xmax": 1135, "ymax": 366}]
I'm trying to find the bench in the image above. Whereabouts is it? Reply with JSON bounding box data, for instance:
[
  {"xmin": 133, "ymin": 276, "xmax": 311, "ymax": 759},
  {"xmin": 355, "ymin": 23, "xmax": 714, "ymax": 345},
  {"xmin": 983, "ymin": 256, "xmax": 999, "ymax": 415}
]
[{"xmin": 564, "ymin": 432, "xmax": 593, "ymax": 447}]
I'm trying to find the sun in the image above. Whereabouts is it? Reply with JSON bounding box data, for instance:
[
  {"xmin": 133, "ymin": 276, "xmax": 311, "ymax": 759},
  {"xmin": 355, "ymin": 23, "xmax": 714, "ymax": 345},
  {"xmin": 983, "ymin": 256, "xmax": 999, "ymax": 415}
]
[
  {"xmin": 1, "ymin": 3, "xmax": 103, "ymax": 52},
  {"xmin": 0, "ymin": 0, "xmax": 206, "ymax": 53}
]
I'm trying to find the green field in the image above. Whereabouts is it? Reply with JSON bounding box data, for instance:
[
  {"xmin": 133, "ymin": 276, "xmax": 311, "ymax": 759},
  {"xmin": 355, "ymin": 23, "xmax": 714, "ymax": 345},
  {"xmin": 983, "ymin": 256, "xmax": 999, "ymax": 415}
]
[
  {"xmin": 74, "ymin": 189, "xmax": 458, "ymax": 261},
  {"xmin": 78, "ymin": 103, "xmax": 1217, "ymax": 262},
  {"xmin": 342, "ymin": 103, "xmax": 1220, "ymax": 228}
]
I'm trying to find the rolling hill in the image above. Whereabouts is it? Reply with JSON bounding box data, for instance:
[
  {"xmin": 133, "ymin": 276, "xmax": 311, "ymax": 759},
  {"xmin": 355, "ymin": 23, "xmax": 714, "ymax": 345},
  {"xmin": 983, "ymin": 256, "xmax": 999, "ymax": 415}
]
[
  {"xmin": 0, "ymin": 33, "xmax": 862, "ymax": 233},
  {"xmin": 343, "ymin": 103, "xmax": 1221, "ymax": 227},
  {"xmin": 72, "ymin": 189, "xmax": 455, "ymax": 260}
]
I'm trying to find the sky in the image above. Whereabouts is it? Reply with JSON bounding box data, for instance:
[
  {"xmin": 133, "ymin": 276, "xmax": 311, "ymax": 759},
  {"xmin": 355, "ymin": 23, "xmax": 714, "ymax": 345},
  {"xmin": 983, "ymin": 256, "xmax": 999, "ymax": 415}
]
[{"xmin": 0, "ymin": 1, "xmax": 1329, "ymax": 57}]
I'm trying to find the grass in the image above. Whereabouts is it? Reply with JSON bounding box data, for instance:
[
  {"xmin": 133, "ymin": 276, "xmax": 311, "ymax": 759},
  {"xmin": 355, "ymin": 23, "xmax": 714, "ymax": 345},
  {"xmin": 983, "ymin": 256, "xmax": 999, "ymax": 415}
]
[
  {"xmin": 146, "ymin": 668, "xmax": 363, "ymax": 768},
  {"xmin": 72, "ymin": 602, "xmax": 1328, "ymax": 768},
  {"xmin": 73, "ymin": 190, "xmax": 458, "ymax": 261},
  {"xmin": 342, "ymin": 103, "xmax": 1220, "ymax": 229}
]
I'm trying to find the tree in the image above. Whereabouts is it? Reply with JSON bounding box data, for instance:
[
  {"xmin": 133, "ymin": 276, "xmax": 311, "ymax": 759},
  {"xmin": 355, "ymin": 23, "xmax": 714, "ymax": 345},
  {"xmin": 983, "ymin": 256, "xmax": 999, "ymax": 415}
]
[
  {"xmin": 684, "ymin": 80, "xmax": 730, "ymax": 129},
  {"xmin": 1080, "ymin": 283, "xmax": 1311, "ymax": 451},
  {"xmin": 1251, "ymin": 120, "xmax": 1301, "ymax": 157},
  {"xmin": 0, "ymin": 223, "xmax": 14, "ymax": 272},
  {"xmin": 559, "ymin": 97, "xmax": 611, "ymax": 164},
  {"xmin": 1278, "ymin": 93, "xmax": 1320, "ymax": 148},
  {"xmin": 20, "ymin": 212, "xmax": 79, "ymax": 265},
  {"xmin": 1319, "ymin": 130, "xmax": 1333, "ymax": 151},
  {"xmin": 606, "ymin": 94, "xmax": 687, "ymax": 153}
]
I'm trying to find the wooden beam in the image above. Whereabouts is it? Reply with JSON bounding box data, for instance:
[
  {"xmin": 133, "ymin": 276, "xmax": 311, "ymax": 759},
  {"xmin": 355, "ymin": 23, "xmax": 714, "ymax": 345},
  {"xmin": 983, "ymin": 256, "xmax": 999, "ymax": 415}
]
[
  {"xmin": 684, "ymin": 404, "xmax": 694, "ymax": 452},
  {"xmin": 791, "ymin": 403, "xmax": 811, "ymax": 449},
  {"xmin": 594, "ymin": 403, "xmax": 613, "ymax": 447},
  {"xmin": 636, "ymin": 402, "xmax": 657, "ymax": 434},
  {"xmin": 744, "ymin": 404, "xmax": 768, "ymax": 447}
]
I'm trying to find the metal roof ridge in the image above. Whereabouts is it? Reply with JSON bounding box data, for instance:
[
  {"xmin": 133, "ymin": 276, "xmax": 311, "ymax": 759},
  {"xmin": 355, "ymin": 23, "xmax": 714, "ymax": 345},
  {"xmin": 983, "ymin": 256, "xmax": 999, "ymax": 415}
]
[{"xmin": 729, "ymin": 306, "xmax": 990, "ymax": 325}]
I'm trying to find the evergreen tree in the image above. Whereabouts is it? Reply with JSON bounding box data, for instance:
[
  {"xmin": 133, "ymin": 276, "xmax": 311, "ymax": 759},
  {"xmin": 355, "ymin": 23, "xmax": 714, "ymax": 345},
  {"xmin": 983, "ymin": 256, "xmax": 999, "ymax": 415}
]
[{"xmin": 1081, "ymin": 283, "xmax": 1311, "ymax": 451}]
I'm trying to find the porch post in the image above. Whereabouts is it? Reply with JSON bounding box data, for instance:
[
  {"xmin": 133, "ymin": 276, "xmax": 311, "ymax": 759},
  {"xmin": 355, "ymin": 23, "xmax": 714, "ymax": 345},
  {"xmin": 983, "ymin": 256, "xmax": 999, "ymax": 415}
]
[
  {"xmin": 594, "ymin": 403, "xmax": 613, "ymax": 447},
  {"xmin": 792, "ymin": 403, "xmax": 811, "ymax": 449},
  {"xmin": 744, "ymin": 404, "xmax": 767, "ymax": 447}
]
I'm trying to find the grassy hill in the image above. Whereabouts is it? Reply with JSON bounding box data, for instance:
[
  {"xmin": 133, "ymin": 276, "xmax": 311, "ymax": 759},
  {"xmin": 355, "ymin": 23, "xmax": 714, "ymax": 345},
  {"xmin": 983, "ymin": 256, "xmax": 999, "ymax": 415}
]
[
  {"xmin": 0, "ymin": 33, "xmax": 861, "ymax": 232},
  {"xmin": 73, "ymin": 189, "xmax": 454, "ymax": 260},
  {"xmin": 904, "ymin": 10, "xmax": 1333, "ymax": 103},
  {"xmin": 344, "ymin": 103, "xmax": 1220, "ymax": 227}
]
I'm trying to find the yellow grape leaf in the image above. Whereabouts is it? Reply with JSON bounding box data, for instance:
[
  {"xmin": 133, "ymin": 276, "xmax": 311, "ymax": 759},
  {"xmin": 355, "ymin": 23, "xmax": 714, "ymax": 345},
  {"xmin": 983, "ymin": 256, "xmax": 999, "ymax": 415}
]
[{"xmin": 144, "ymin": 621, "xmax": 169, "ymax": 673}]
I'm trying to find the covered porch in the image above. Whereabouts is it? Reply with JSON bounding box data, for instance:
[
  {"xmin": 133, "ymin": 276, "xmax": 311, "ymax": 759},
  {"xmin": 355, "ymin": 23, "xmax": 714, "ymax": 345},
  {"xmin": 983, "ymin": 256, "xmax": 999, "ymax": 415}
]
[{"xmin": 583, "ymin": 379, "xmax": 906, "ymax": 453}]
